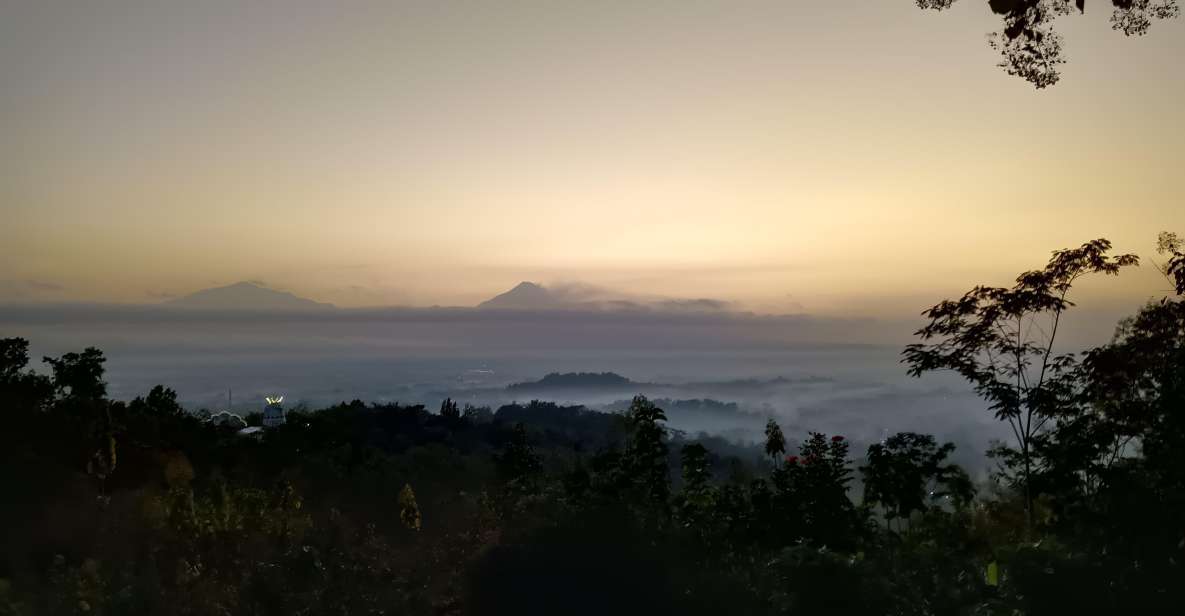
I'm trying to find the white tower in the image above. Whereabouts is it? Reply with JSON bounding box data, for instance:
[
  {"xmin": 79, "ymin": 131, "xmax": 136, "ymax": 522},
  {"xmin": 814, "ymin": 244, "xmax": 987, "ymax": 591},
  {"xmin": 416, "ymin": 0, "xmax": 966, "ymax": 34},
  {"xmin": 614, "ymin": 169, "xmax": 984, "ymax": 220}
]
[{"xmin": 263, "ymin": 396, "xmax": 286, "ymax": 428}]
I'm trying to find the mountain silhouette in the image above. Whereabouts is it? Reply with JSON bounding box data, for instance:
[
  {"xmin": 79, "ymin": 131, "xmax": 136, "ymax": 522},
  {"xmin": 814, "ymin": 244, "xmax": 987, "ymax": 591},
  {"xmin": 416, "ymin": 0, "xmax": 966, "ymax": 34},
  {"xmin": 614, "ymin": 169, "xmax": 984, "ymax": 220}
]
[
  {"xmin": 477, "ymin": 282, "xmax": 565, "ymax": 310},
  {"xmin": 166, "ymin": 281, "xmax": 335, "ymax": 311},
  {"xmin": 478, "ymin": 281, "xmax": 734, "ymax": 313}
]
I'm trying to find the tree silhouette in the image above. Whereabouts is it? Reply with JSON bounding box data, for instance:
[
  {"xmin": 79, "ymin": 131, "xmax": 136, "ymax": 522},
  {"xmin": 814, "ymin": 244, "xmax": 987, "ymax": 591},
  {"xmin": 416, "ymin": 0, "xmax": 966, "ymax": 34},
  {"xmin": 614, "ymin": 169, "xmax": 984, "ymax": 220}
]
[
  {"xmin": 915, "ymin": 0, "xmax": 1180, "ymax": 88},
  {"xmin": 0, "ymin": 338, "xmax": 52, "ymax": 410},
  {"xmin": 904, "ymin": 238, "xmax": 1137, "ymax": 526},
  {"xmin": 133, "ymin": 385, "xmax": 184, "ymax": 415},
  {"xmin": 439, "ymin": 397, "xmax": 461, "ymax": 422},
  {"xmin": 0, "ymin": 337, "xmax": 31, "ymax": 381},
  {"xmin": 764, "ymin": 418, "xmax": 787, "ymax": 465},
  {"xmin": 43, "ymin": 347, "xmax": 107, "ymax": 400},
  {"xmin": 497, "ymin": 422, "xmax": 543, "ymax": 484},
  {"xmin": 860, "ymin": 432, "xmax": 974, "ymax": 530},
  {"xmin": 675, "ymin": 443, "xmax": 717, "ymax": 537},
  {"xmin": 1157, "ymin": 231, "xmax": 1185, "ymax": 295},
  {"xmin": 782, "ymin": 433, "xmax": 862, "ymax": 547},
  {"xmin": 1078, "ymin": 271, "xmax": 1185, "ymax": 480},
  {"xmin": 462, "ymin": 403, "xmax": 493, "ymax": 424},
  {"xmin": 624, "ymin": 396, "xmax": 670, "ymax": 509}
]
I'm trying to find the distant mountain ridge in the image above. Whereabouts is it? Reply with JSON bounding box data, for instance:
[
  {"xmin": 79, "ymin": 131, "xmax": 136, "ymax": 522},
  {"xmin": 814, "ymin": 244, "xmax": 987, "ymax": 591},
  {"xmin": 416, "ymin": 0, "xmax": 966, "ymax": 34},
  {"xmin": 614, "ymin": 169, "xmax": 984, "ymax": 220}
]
[
  {"xmin": 166, "ymin": 282, "xmax": 335, "ymax": 311},
  {"xmin": 477, "ymin": 281, "xmax": 733, "ymax": 313}
]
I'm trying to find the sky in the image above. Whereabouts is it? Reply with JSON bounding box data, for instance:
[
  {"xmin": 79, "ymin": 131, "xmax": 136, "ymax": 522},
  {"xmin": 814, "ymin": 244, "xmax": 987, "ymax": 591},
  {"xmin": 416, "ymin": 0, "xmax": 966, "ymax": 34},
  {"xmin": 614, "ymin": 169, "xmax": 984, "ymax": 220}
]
[{"xmin": 2, "ymin": 0, "xmax": 1183, "ymax": 315}]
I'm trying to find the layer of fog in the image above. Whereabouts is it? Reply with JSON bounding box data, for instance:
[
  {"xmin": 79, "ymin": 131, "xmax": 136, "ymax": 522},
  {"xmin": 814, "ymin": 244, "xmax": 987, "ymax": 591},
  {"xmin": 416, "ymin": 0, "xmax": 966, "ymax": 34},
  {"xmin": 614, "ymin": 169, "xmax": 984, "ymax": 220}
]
[{"xmin": 2, "ymin": 304, "xmax": 1053, "ymax": 474}]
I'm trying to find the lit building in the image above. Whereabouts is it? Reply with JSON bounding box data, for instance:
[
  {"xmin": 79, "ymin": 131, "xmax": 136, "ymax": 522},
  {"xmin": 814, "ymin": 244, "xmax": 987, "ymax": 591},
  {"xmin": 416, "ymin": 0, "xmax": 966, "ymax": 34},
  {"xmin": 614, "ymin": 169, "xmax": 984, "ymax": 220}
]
[{"xmin": 262, "ymin": 396, "xmax": 286, "ymax": 428}]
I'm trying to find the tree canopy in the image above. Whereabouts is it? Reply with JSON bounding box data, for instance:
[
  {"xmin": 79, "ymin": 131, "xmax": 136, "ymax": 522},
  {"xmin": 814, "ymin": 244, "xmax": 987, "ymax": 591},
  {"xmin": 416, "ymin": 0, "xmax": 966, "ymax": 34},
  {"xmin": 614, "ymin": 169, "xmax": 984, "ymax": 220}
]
[{"xmin": 916, "ymin": 0, "xmax": 1181, "ymax": 87}]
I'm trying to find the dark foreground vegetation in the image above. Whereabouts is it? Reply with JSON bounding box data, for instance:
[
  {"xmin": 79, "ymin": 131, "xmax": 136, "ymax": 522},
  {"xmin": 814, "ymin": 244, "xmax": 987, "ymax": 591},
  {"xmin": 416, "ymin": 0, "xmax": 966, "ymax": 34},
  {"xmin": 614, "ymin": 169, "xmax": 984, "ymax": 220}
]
[{"xmin": 2, "ymin": 234, "xmax": 1183, "ymax": 615}]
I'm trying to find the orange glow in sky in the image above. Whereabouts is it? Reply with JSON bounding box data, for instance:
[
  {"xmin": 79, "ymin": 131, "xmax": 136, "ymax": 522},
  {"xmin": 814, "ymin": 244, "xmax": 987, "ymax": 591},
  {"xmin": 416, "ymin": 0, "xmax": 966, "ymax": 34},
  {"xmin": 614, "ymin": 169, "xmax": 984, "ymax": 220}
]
[{"xmin": 2, "ymin": 1, "xmax": 1182, "ymax": 314}]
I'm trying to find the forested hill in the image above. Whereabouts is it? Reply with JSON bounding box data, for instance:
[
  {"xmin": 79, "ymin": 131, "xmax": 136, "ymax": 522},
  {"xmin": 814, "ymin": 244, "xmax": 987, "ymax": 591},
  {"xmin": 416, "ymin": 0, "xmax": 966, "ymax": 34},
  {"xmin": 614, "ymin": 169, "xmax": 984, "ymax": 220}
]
[{"xmin": 506, "ymin": 371, "xmax": 636, "ymax": 390}]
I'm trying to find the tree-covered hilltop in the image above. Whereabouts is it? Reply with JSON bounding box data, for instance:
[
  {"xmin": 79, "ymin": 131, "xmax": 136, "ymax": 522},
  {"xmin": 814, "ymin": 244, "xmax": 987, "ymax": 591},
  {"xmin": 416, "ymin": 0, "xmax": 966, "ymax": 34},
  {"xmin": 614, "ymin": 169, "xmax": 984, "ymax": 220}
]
[
  {"xmin": 506, "ymin": 371, "xmax": 636, "ymax": 390},
  {"xmin": 1, "ymin": 234, "xmax": 1183, "ymax": 615}
]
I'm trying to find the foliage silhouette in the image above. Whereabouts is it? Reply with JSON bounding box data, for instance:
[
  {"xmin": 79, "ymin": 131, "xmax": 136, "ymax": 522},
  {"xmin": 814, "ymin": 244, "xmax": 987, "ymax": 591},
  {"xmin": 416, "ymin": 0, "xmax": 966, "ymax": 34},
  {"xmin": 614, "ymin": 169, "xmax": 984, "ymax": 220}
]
[
  {"xmin": 763, "ymin": 418, "xmax": 786, "ymax": 465},
  {"xmin": 904, "ymin": 238, "xmax": 1137, "ymax": 525},
  {"xmin": 915, "ymin": 0, "xmax": 1180, "ymax": 87},
  {"xmin": 861, "ymin": 432, "xmax": 974, "ymax": 529}
]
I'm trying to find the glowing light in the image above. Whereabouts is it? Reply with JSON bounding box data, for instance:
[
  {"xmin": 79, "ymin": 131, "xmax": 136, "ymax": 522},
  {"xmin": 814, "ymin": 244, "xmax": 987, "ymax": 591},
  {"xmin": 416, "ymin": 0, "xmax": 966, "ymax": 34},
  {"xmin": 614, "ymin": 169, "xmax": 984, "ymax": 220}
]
[{"xmin": 265, "ymin": 396, "xmax": 284, "ymax": 405}]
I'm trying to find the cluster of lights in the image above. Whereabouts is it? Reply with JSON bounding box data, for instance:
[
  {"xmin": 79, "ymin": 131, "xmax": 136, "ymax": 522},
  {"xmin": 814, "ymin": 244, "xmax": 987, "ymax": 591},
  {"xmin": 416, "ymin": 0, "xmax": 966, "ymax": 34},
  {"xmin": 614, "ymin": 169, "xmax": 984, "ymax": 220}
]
[{"xmin": 265, "ymin": 396, "xmax": 284, "ymax": 405}]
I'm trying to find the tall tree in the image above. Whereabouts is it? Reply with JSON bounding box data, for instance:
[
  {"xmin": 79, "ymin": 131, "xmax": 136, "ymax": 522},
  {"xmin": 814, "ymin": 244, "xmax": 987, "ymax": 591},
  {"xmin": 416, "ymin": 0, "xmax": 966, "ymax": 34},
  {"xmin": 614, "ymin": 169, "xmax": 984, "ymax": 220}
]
[
  {"xmin": 439, "ymin": 397, "xmax": 461, "ymax": 422},
  {"xmin": 904, "ymin": 238, "xmax": 1137, "ymax": 525},
  {"xmin": 624, "ymin": 396, "xmax": 670, "ymax": 509},
  {"xmin": 764, "ymin": 418, "xmax": 787, "ymax": 465},
  {"xmin": 675, "ymin": 443, "xmax": 718, "ymax": 538},
  {"xmin": 788, "ymin": 433, "xmax": 861, "ymax": 548}
]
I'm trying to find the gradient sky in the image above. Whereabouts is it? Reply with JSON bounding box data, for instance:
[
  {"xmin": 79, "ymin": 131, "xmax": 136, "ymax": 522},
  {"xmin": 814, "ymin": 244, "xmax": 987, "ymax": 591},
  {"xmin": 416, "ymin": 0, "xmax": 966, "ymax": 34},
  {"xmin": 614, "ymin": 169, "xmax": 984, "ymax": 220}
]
[{"xmin": 2, "ymin": 1, "xmax": 1183, "ymax": 314}]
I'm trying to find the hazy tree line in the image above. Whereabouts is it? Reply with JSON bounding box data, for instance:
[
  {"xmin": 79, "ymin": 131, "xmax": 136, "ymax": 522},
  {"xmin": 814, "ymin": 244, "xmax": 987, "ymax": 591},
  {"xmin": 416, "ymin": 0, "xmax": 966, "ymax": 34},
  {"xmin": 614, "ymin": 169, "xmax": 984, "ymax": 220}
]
[{"xmin": 1, "ymin": 233, "xmax": 1182, "ymax": 615}]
